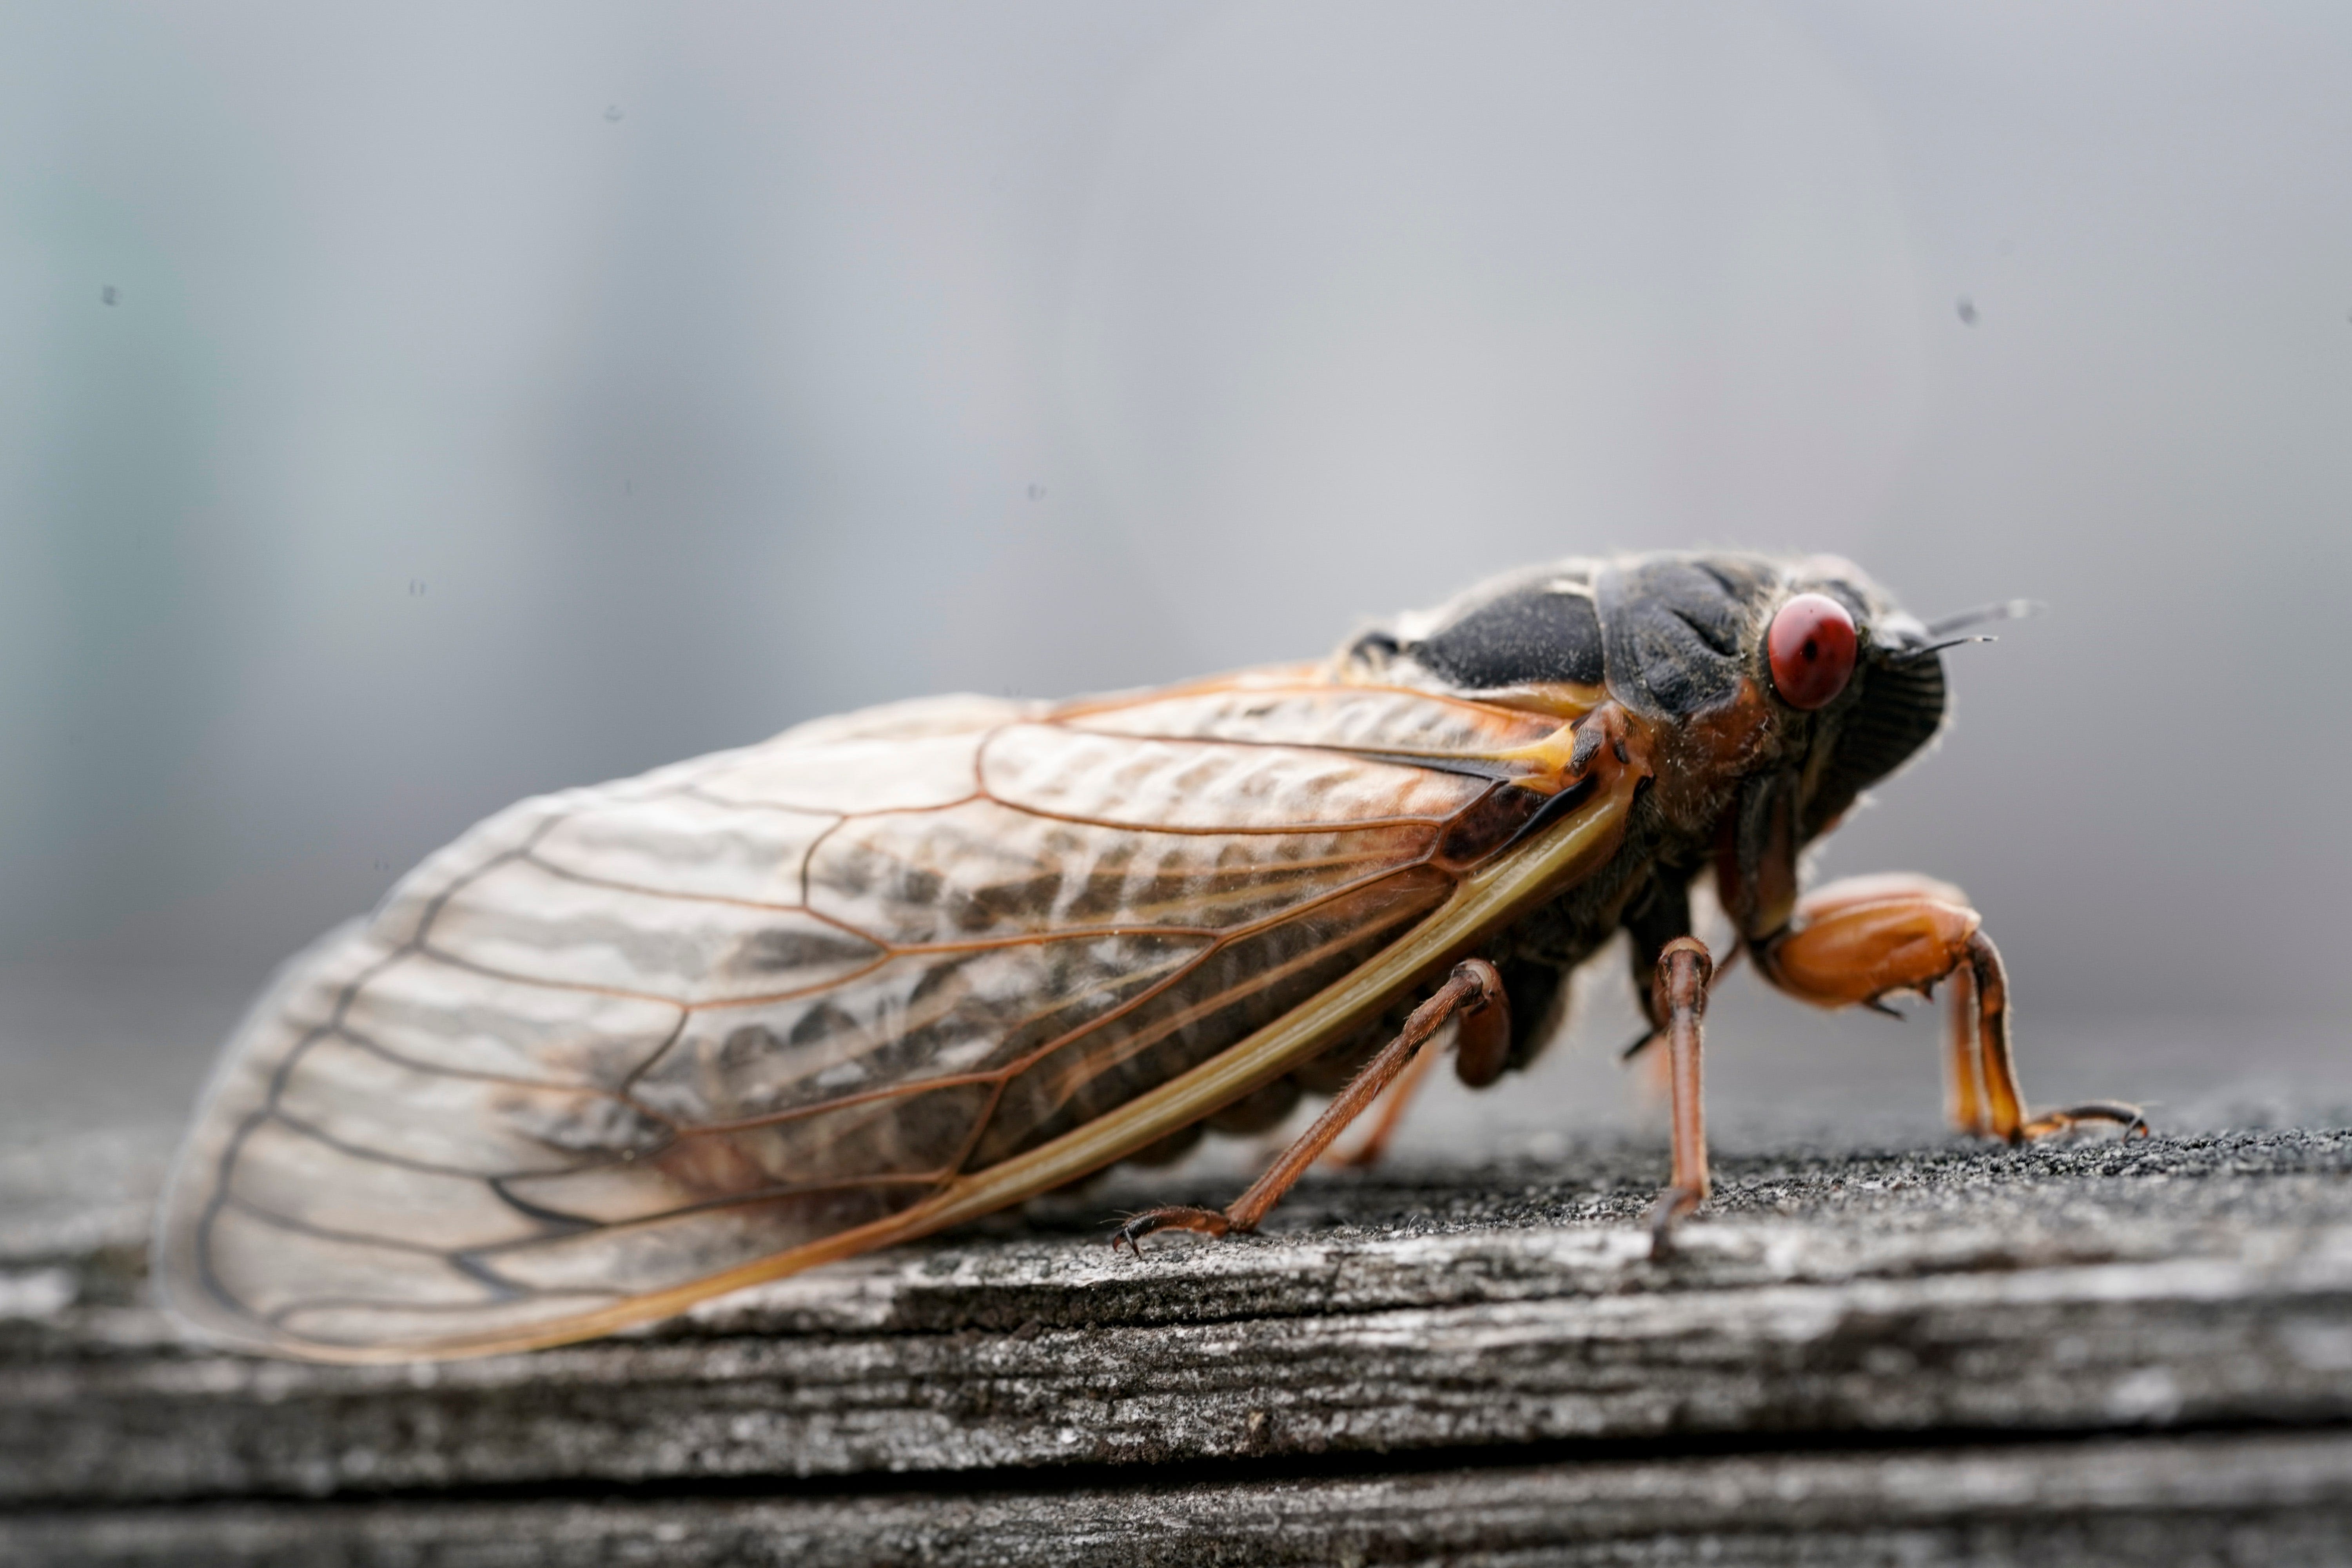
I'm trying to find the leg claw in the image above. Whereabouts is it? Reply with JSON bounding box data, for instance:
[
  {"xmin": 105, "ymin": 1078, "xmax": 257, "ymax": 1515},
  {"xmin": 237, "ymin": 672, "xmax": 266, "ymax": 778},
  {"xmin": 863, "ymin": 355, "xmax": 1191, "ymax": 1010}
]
[
  {"xmin": 2017, "ymin": 1100, "xmax": 2151, "ymax": 1142},
  {"xmin": 1646, "ymin": 1184, "xmax": 1704, "ymax": 1260},
  {"xmin": 1110, "ymin": 1206, "xmax": 1231, "ymax": 1256}
]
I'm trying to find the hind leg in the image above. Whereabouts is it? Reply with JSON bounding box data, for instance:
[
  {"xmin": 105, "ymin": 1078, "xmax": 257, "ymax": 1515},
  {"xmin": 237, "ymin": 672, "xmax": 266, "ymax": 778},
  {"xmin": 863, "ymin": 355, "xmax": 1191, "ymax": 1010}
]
[{"xmin": 1112, "ymin": 960, "xmax": 1510, "ymax": 1251}]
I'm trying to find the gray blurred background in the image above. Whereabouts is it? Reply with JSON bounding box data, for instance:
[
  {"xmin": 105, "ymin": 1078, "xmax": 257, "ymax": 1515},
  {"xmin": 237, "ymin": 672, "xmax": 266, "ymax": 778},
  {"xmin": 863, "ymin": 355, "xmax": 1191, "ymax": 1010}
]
[{"xmin": 3, "ymin": 2, "xmax": 2348, "ymax": 1152}]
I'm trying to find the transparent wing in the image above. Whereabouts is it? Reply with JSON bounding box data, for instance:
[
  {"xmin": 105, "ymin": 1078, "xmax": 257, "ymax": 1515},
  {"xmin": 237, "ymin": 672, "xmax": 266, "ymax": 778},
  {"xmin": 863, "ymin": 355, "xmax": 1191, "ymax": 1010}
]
[{"xmin": 158, "ymin": 679, "xmax": 1589, "ymax": 1359}]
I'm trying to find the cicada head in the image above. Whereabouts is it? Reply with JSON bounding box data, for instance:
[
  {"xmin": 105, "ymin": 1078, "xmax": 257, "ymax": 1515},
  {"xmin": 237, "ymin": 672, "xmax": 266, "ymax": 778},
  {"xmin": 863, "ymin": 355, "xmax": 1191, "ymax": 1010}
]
[
  {"xmin": 1765, "ymin": 557, "xmax": 1949, "ymax": 844},
  {"xmin": 1341, "ymin": 550, "xmax": 1949, "ymax": 928}
]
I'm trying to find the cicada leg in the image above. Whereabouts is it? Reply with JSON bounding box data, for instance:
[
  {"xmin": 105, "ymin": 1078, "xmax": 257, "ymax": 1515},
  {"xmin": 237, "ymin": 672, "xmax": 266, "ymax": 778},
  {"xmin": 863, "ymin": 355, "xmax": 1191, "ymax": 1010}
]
[
  {"xmin": 1942, "ymin": 956, "xmax": 1988, "ymax": 1136},
  {"xmin": 1325, "ymin": 968, "xmax": 1514, "ymax": 1169},
  {"xmin": 1756, "ymin": 874, "xmax": 2149, "ymax": 1144},
  {"xmin": 1323, "ymin": 1030, "xmax": 1441, "ymax": 1169},
  {"xmin": 1112, "ymin": 960, "xmax": 1509, "ymax": 1252},
  {"xmin": 1646, "ymin": 936, "xmax": 1716, "ymax": 1256}
]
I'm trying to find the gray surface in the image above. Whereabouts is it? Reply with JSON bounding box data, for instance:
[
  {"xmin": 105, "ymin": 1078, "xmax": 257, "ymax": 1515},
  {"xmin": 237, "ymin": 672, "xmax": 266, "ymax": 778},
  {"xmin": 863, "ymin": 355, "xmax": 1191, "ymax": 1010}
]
[
  {"xmin": 6, "ymin": 1127, "xmax": 2350, "ymax": 1502},
  {"xmin": 9, "ymin": 1118, "xmax": 2352, "ymax": 1561},
  {"xmin": 8, "ymin": 1432, "xmax": 2352, "ymax": 1567}
]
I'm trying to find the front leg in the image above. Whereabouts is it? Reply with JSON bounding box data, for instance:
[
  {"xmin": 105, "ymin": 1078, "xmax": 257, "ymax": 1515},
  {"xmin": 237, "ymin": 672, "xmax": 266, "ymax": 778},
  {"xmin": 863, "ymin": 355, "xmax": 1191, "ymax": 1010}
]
[{"xmin": 1754, "ymin": 873, "xmax": 2147, "ymax": 1143}]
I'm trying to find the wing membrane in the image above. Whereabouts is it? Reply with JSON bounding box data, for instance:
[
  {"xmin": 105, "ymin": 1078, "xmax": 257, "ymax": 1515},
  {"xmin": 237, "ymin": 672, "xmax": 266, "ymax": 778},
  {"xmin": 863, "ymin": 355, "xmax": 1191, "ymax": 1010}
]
[{"xmin": 159, "ymin": 678, "xmax": 1613, "ymax": 1359}]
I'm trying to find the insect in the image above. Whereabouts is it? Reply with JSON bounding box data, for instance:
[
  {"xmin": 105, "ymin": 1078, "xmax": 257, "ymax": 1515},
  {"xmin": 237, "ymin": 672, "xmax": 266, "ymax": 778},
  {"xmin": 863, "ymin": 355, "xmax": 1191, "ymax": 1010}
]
[{"xmin": 158, "ymin": 551, "xmax": 2145, "ymax": 1362}]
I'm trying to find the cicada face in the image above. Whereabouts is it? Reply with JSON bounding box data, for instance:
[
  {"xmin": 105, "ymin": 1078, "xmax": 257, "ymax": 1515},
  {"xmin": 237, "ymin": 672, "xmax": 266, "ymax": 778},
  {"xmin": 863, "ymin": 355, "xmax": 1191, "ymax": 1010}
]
[{"xmin": 1343, "ymin": 552, "xmax": 1949, "ymax": 936}]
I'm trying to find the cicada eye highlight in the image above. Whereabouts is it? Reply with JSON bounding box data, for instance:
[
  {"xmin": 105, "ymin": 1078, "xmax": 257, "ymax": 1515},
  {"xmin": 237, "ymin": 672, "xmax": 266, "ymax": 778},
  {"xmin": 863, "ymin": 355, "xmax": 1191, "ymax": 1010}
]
[{"xmin": 1766, "ymin": 593, "xmax": 1858, "ymax": 710}]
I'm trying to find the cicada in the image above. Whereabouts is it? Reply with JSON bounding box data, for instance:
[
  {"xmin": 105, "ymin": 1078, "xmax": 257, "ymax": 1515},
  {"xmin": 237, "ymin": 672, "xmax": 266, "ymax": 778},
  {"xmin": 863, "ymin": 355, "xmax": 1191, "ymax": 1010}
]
[{"xmin": 158, "ymin": 552, "xmax": 2143, "ymax": 1362}]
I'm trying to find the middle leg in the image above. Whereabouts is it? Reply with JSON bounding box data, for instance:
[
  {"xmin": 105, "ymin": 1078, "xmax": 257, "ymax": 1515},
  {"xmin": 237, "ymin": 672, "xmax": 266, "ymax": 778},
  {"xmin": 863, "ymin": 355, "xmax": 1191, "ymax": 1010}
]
[{"xmin": 1646, "ymin": 936, "xmax": 1716, "ymax": 1256}]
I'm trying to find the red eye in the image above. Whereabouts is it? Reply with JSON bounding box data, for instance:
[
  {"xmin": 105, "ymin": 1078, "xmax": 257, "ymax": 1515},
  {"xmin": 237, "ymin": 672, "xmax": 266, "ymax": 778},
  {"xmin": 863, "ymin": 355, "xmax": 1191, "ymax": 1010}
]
[{"xmin": 1766, "ymin": 593, "xmax": 1858, "ymax": 710}]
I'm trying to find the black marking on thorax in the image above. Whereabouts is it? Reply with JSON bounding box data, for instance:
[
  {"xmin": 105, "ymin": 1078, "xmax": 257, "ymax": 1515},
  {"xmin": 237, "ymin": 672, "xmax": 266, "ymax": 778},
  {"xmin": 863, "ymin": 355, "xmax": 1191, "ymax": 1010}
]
[{"xmin": 1413, "ymin": 582, "xmax": 1606, "ymax": 689}]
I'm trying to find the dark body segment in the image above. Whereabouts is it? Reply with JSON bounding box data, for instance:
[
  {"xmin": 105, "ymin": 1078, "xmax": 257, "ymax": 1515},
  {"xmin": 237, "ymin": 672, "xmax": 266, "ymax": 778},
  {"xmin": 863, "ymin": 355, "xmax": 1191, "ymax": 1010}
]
[
  {"xmin": 1592, "ymin": 555, "xmax": 1775, "ymax": 720},
  {"xmin": 1413, "ymin": 577, "xmax": 1607, "ymax": 690}
]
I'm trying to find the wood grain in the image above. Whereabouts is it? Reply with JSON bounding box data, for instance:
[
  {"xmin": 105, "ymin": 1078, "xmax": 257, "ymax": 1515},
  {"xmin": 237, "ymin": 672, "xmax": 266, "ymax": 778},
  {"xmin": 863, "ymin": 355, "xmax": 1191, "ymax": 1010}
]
[{"xmin": 5, "ymin": 1123, "xmax": 2348, "ymax": 1561}]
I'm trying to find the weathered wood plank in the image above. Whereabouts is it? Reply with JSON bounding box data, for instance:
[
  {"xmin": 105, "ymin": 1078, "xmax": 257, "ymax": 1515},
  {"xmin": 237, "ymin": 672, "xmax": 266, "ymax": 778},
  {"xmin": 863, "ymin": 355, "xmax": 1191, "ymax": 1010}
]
[
  {"xmin": 5, "ymin": 1128, "xmax": 2349, "ymax": 1507},
  {"xmin": 11, "ymin": 1225, "xmax": 2352, "ymax": 1503},
  {"xmin": 7, "ymin": 1431, "xmax": 2351, "ymax": 1566}
]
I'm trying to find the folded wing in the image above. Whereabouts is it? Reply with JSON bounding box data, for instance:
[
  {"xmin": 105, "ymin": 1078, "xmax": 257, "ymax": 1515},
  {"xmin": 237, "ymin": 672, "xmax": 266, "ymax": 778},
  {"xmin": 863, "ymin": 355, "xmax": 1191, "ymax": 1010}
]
[{"xmin": 158, "ymin": 678, "xmax": 1580, "ymax": 1358}]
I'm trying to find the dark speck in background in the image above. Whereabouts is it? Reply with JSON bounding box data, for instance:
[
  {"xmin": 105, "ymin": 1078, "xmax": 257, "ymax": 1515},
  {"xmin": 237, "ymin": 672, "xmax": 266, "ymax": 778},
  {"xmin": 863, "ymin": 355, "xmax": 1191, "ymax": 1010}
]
[
  {"xmin": 1956, "ymin": 296, "xmax": 1979, "ymax": 326},
  {"xmin": 603, "ymin": 104, "xmax": 624, "ymax": 123},
  {"xmin": 408, "ymin": 580, "xmax": 426, "ymax": 597},
  {"xmin": 100, "ymin": 285, "xmax": 118, "ymax": 306},
  {"xmin": 1027, "ymin": 483, "xmax": 1047, "ymax": 501},
  {"xmin": 624, "ymin": 479, "xmax": 633, "ymax": 496}
]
